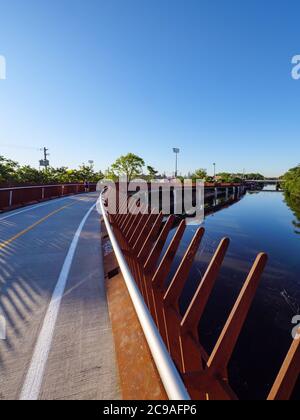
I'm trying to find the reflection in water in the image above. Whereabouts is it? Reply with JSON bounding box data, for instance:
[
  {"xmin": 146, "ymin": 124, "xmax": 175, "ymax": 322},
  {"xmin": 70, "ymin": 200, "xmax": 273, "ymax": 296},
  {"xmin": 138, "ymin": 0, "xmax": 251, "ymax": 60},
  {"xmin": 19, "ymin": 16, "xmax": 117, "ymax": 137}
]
[
  {"xmin": 284, "ymin": 192, "xmax": 300, "ymax": 235},
  {"xmin": 170, "ymin": 191, "xmax": 300, "ymax": 400}
]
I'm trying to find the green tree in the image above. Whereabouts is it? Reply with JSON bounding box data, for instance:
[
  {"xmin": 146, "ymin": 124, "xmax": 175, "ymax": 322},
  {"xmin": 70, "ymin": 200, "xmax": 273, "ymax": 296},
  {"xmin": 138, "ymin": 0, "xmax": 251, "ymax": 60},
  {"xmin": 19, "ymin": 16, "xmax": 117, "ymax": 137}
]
[
  {"xmin": 44, "ymin": 164, "xmax": 104, "ymax": 184},
  {"xmin": 215, "ymin": 172, "xmax": 238, "ymax": 183},
  {"xmin": 146, "ymin": 165, "xmax": 158, "ymax": 181},
  {"xmin": 283, "ymin": 165, "xmax": 300, "ymax": 197},
  {"xmin": 76, "ymin": 164, "xmax": 95, "ymax": 182},
  {"xmin": 0, "ymin": 155, "xmax": 19, "ymax": 184},
  {"xmin": 104, "ymin": 168, "xmax": 118, "ymax": 182},
  {"xmin": 110, "ymin": 153, "xmax": 145, "ymax": 181},
  {"xmin": 192, "ymin": 168, "xmax": 207, "ymax": 181},
  {"xmin": 46, "ymin": 167, "xmax": 69, "ymax": 183},
  {"xmin": 0, "ymin": 155, "xmax": 104, "ymax": 185},
  {"xmin": 284, "ymin": 192, "xmax": 300, "ymax": 234},
  {"xmin": 16, "ymin": 165, "xmax": 45, "ymax": 184},
  {"xmin": 244, "ymin": 173, "xmax": 265, "ymax": 181}
]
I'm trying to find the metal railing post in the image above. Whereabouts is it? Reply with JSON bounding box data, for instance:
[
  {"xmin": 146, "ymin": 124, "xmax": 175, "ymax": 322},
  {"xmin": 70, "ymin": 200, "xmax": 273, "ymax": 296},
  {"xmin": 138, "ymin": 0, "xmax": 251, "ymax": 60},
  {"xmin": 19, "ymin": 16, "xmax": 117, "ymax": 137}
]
[{"xmin": 9, "ymin": 190, "xmax": 13, "ymax": 207}]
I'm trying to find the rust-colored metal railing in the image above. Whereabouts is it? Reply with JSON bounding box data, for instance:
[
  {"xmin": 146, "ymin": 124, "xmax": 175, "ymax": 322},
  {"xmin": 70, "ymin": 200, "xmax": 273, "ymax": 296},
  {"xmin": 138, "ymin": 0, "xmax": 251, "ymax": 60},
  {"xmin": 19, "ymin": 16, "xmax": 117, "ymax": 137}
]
[
  {"xmin": 0, "ymin": 183, "xmax": 97, "ymax": 211},
  {"xmin": 102, "ymin": 188, "xmax": 300, "ymax": 400}
]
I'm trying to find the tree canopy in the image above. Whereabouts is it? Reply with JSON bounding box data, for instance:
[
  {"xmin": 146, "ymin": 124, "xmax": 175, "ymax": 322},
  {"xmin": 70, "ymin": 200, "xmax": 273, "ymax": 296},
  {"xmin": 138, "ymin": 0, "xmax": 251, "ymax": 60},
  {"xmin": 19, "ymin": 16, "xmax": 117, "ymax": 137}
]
[
  {"xmin": 0, "ymin": 152, "xmax": 270, "ymax": 187},
  {"xmin": 109, "ymin": 153, "xmax": 145, "ymax": 181},
  {"xmin": 192, "ymin": 168, "xmax": 207, "ymax": 181},
  {"xmin": 0, "ymin": 155, "xmax": 104, "ymax": 186},
  {"xmin": 283, "ymin": 165, "xmax": 300, "ymax": 198},
  {"xmin": 146, "ymin": 165, "xmax": 159, "ymax": 181}
]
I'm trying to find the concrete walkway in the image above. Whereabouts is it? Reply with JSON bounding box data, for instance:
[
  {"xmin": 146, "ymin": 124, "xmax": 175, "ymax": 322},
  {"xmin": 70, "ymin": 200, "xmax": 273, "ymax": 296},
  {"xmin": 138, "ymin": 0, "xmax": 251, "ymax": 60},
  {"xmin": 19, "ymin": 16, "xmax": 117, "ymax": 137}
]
[{"xmin": 0, "ymin": 193, "xmax": 120, "ymax": 400}]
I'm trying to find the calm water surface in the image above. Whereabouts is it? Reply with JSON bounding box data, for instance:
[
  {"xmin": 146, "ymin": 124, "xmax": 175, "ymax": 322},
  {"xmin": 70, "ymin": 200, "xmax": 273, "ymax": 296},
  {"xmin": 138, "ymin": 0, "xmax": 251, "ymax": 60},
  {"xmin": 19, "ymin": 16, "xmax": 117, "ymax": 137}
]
[{"xmin": 167, "ymin": 190, "xmax": 300, "ymax": 400}]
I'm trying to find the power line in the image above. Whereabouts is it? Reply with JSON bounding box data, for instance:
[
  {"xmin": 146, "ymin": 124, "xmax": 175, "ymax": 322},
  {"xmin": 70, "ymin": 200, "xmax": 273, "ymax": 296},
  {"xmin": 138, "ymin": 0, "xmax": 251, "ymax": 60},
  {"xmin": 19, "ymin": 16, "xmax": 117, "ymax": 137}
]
[{"xmin": 0, "ymin": 144, "xmax": 40, "ymax": 151}]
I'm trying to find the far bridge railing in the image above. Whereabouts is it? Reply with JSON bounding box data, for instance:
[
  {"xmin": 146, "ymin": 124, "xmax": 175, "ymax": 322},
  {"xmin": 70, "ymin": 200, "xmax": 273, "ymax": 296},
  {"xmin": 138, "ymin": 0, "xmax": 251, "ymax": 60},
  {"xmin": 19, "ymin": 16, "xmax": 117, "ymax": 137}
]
[{"xmin": 0, "ymin": 183, "xmax": 97, "ymax": 212}]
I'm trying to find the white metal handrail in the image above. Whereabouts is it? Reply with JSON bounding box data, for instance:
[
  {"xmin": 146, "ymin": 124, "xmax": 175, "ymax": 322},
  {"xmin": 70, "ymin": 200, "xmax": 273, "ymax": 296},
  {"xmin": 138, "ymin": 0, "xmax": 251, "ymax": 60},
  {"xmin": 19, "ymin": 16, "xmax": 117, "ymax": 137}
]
[{"xmin": 99, "ymin": 192, "xmax": 190, "ymax": 401}]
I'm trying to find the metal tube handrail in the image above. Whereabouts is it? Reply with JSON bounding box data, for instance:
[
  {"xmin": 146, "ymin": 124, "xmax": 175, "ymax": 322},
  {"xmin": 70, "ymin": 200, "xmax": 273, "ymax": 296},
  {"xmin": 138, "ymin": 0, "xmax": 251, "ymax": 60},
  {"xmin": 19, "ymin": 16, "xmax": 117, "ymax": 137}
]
[{"xmin": 99, "ymin": 192, "xmax": 190, "ymax": 401}]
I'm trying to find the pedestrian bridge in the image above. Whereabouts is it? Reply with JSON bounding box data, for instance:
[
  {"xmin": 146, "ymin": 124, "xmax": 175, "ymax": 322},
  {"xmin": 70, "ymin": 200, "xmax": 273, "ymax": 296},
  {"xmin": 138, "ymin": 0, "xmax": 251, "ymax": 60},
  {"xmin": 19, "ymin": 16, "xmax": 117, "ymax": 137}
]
[
  {"xmin": 0, "ymin": 184, "xmax": 298, "ymax": 400},
  {"xmin": 245, "ymin": 179, "xmax": 282, "ymax": 183}
]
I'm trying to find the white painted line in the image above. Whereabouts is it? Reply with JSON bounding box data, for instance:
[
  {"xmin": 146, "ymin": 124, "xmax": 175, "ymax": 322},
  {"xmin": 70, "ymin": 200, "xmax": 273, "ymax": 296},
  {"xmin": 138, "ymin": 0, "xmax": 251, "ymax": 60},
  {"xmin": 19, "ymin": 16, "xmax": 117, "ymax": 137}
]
[{"xmin": 19, "ymin": 203, "xmax": 96, "ymax": 400}]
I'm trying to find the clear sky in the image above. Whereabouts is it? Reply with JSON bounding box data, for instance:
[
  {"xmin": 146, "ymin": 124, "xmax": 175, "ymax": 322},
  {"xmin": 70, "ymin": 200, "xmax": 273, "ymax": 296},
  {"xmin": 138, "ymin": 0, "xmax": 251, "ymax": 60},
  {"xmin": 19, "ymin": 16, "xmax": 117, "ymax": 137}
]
[{"xmin": 0, "ymin": 0, "xmax": 299, "ymax": 177}]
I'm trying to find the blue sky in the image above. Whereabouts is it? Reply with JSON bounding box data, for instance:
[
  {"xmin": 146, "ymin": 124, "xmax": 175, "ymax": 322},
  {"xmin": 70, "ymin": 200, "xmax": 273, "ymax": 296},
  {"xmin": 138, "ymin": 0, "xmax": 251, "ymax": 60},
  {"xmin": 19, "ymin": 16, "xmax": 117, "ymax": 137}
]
[{"xmin": 0, "ymin": 0, "xmax": 299, "ymax": 176}]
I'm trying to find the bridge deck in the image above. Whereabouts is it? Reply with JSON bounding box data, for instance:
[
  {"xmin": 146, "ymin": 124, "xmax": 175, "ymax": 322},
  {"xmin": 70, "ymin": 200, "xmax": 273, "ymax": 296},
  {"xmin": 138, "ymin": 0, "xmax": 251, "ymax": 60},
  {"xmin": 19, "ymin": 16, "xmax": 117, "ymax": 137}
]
[{"xmin": 0, "ymin": 193, "xmax": 120, "ymax": 400}]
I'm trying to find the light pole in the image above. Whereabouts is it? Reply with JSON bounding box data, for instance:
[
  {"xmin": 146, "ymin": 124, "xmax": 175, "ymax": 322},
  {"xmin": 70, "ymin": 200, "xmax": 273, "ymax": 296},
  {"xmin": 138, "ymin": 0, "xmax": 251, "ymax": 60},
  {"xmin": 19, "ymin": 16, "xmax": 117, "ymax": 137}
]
[
  {"xmin": 213, "ymin": 163, "xmax": 216, "ymax": 180},
  {"xmin": 173, "ymin": 148, "xmax": 180, "ymax": 178}
]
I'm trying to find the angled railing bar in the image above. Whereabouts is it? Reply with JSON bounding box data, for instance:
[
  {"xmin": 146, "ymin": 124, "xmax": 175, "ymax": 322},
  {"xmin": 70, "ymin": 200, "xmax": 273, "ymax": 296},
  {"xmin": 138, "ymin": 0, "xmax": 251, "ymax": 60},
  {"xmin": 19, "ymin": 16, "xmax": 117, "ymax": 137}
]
[
  {"xmin": 122, "ymin": 202, "xmax": 138, "ymax": 233},
  {"xmin": 164, "ymin": 227, "xmax": 205, "ymax": 307},
  {"xmin": 268, "ymin": 336, "xmax": 300, "ymax": 400},
  {"xmin": 129, "ymin": 212, "xmax": 150, "ymax": 246},
  {"xmin": 161, "ymin": 228, "xmax": 205, "ymax": 369},
  {"xmin": 179, "ymin": 238, "xmax": 230, "ymax": 374},
  {"xmin": 138, "ymin": 213, "xmax": 164, "ymax": 263},
  {"xmin": 123, "ymin": 199, "xmax": 144, "ymax": 236},
  {"xmin": 150, "ymin": 221, "xmax": 186, "ymax": 343},
  {"xmin": 152, "ymin": 220, "xmax": 186, "ymax": 289},
  {"xmin": 207, "ymin": 253, "xmax": 268, "ymax": 375},
  {"xmin": 127, "ymin": 204, "xmax": 147, "ymax": 239},
  {"xmin": 100, "ymin": 193, "xmax": 191, "ymax": 401},
  {"xmin": 123, "ymin": 212, "xmax": 138, "ymax": 238},
  {"xmin": 137, "ymin": 213, "xmax": 163, "ymax": 319},
  {"xmin": 119, "ymin": 200, "xmax": 136, "ymax": 231},
  {"xmin": 133, "ymin": 211, "xmax": 157, "ymax": 252},
  {"xmin": 144, "ymin": 215, "xmax": 176, "ymax": 274},
  {"xmin": 137, "ymin": 213, "xmax": 164, "ymax": 310},
  {"xmin": 181, "ymin": 237, "xmax": 230, "ymax": 335}
]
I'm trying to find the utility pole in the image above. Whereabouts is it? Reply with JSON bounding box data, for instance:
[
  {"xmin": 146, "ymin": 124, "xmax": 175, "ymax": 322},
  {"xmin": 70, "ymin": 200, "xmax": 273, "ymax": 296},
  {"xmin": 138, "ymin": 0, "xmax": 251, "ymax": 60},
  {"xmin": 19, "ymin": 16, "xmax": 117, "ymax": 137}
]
[{"xmin": 39, "ymin": 147, "xmax": 50, "ymax": 170}]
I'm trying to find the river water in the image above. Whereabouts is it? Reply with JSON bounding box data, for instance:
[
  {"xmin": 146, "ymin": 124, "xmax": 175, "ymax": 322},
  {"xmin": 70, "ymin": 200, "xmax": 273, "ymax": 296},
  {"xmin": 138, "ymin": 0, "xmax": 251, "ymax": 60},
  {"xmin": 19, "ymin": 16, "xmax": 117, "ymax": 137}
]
[{"xmin": 167, "ymin": 188, "xmax": 300, "ymax": 399}]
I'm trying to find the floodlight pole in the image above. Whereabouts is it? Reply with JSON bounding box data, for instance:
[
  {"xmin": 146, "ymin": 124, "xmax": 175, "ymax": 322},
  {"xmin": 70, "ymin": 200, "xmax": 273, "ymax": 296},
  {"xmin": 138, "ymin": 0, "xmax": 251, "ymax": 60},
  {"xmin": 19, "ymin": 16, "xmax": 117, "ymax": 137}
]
[{"xmin": 173, "ymin": 148, "xmax": 180, "ymax": 178}]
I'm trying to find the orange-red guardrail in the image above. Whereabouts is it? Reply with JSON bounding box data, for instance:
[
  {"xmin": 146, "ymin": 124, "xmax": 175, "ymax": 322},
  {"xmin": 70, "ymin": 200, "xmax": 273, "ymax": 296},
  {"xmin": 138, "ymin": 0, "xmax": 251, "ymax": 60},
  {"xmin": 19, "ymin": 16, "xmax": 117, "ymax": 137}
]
[
  {"xmin": 104, "ymin": 188, "xmax": 299, "ymax": 400},
  {"xmin": 0, "ymin": 183, "xmax": 97, "ymax": 211}
]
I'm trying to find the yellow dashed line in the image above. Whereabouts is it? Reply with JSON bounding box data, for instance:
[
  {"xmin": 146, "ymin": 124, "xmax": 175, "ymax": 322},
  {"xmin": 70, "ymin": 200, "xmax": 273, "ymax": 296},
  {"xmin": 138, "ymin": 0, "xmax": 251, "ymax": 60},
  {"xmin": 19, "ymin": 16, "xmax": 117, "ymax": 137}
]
[{"xmin": 0, "ymin": 203, "xmax": 75, "ymax": 251}]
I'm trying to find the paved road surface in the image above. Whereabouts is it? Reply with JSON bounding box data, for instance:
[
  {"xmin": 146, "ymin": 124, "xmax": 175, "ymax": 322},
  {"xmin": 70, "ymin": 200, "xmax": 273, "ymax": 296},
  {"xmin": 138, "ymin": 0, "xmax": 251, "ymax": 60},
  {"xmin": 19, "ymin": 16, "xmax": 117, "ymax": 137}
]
[{"xmin": 0, "ymin": 193, "xmax": 120, "ymax": 400}]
